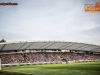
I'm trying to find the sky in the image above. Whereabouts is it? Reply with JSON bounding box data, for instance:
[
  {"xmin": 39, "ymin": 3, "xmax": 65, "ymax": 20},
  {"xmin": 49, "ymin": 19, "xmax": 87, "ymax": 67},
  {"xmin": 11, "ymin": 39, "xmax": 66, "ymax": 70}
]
[{"xmin": 0, "ymin": 0, "xmax": 100, "ymax": 45}]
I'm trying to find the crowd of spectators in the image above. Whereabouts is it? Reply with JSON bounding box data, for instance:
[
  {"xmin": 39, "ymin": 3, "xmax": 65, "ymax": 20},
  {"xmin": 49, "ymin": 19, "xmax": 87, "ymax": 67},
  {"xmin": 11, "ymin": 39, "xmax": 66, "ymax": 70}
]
[{"xmin": 0, "ymin": 52, "xmax": 100, "ymax": 64}]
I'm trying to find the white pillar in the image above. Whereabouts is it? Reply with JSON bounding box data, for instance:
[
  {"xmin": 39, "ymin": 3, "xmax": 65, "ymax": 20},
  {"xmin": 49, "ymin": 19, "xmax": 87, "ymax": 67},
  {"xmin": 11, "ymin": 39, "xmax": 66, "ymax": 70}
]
[{"xmin": 0, "ymin": 58, "xmax": 1, "ymax": 70}]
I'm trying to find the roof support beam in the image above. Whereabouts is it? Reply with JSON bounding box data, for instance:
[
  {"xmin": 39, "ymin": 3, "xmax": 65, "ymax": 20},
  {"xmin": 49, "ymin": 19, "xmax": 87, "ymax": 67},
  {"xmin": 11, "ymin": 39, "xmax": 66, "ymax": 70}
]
[
  {"xmin": 74, "ymin": 44, "xmax": 87, "ymax": 50},
  {"xmin": 0, "ymin": 44, "xmax": 6, "ymax": 51},
  {"xmin": 63, "ymin": 43, "xmax": 77, "ymax": 49},
  {"xmin": 43, "ymin": 42, "xmax": 56, "ymax": 49},
  {"xmin": 58, "ymin": 42, "xmax": 71, "ymax": 49},
  {"xmin": 25, "ymin": 42, "xmax": 34, "ymax": 50},
  {"xmin": 75, "ymin": 44, "xmax": 91, "ymax": 50},
  {"xmin": 91, "ymin": 47, "xmax": 100, "ymax": 51},
  {"xmin": 39, "ymin": 42, "xmax": 50, "ymax": 49},
  {"xmin": 18, "ymin": 42, "xmax": 27, "ymax": 50}
]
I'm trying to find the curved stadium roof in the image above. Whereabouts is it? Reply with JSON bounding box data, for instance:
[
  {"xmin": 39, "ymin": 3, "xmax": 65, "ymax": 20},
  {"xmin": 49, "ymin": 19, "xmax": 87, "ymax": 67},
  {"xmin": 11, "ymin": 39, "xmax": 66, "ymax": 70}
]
[{"xmin": 0, "ymin": 41, "xmax": 100, "ymax": 52}]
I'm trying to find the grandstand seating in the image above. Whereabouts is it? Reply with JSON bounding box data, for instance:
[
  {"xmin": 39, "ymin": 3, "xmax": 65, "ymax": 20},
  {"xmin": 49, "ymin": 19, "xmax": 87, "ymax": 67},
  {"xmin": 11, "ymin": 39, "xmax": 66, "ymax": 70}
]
[{"xmin": 0, "ymin": 52, "xmax": 100, "ymax": 64}]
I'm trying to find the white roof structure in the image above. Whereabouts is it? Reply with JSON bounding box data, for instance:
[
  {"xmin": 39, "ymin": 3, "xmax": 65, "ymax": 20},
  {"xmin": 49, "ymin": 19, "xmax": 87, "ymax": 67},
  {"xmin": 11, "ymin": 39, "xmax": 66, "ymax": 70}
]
[{"xmin": 0, "ymin": 41, "xmax": 100, "ymax": 52}]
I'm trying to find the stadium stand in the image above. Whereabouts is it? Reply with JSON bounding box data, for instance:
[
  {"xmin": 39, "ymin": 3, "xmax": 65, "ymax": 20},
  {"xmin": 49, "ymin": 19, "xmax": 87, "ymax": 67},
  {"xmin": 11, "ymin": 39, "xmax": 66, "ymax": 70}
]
[
  {"xmin": 0, "ymin": 52, "xmax": 100, "ymax": 65},
  {"xmin": 0, "ymin": 41, "xmax": 100, "ymax": 66}
]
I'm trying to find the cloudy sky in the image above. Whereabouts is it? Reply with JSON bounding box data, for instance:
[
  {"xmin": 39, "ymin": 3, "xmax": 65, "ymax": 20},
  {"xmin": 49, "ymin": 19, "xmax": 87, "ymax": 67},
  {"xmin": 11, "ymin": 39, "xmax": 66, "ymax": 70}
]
[{"xmin": 0, "ymin": 0, "xmax": 100, "ymax": 45}]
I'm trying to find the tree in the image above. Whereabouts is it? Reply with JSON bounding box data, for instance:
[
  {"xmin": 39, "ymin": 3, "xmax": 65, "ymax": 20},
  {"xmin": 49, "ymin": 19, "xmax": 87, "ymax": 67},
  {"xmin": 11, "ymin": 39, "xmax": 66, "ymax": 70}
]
[{"xmin": 0, "ymin": 39, "xmax": 6, "ymax": 43}]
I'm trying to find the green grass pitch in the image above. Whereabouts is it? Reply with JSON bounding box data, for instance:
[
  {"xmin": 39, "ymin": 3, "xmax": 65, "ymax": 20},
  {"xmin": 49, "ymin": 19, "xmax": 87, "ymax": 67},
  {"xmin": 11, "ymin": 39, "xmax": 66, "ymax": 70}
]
[{"xmin": 0, "ymin": 62, "xmax": 100, "ymax": 75}]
